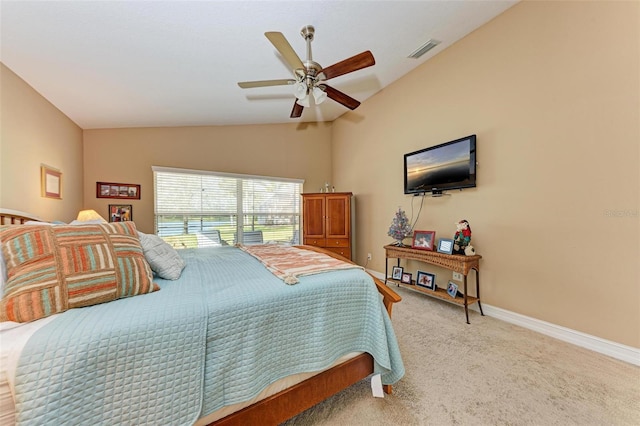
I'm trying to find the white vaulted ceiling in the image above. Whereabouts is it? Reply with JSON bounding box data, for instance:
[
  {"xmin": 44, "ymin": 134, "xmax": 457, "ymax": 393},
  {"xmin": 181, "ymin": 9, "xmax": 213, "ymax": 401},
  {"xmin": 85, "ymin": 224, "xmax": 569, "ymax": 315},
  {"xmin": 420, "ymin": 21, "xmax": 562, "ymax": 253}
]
[{"xmin": 0, "ymin": 1, "xmax": 517, "ymax": 128}]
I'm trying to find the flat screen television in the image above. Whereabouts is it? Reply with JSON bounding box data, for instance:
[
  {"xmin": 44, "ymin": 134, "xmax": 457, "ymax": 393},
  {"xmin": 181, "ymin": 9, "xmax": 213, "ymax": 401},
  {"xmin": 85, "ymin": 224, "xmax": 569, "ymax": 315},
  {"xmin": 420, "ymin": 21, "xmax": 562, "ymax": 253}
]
[{"xmin": 404, "ymin": 134, "xmax": 476, "ymax": 196}]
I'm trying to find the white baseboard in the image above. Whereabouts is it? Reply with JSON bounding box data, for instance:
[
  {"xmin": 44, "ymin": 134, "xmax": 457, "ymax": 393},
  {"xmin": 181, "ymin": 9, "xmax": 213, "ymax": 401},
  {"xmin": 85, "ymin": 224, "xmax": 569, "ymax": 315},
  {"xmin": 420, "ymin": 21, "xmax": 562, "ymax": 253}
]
[{"xmin": 367, "ymin": 269, "xmax": 640, "ymax": 366}]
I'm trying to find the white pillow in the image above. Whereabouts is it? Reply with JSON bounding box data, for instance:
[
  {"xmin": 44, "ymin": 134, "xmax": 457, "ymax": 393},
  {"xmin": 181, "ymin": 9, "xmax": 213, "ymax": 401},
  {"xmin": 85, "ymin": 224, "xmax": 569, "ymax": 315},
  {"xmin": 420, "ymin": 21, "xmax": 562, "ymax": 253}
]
[
  {"xmin": 69, "ymin": 219, "xmax": 106, "ymax": 225},
  {"xmin": 137, "ymin": 232, "xmax": 186, "ymax": 280}
]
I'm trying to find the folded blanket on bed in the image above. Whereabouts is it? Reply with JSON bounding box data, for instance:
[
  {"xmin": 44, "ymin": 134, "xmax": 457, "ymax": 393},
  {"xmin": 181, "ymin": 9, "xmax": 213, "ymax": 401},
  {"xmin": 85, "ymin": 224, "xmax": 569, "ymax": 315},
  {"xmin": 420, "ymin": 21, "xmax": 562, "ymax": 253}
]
[{"xmin": 237, "ymin": 243, "xmax": 363, "ymax": 284}]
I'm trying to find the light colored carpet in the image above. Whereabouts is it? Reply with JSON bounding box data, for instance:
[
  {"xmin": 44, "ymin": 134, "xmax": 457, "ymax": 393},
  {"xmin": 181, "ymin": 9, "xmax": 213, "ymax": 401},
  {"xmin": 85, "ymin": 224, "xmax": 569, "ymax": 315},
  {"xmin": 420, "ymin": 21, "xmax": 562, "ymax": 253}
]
[{"xmin": 283, "ymin": 285, "xmax": 640, "ymax": 425}]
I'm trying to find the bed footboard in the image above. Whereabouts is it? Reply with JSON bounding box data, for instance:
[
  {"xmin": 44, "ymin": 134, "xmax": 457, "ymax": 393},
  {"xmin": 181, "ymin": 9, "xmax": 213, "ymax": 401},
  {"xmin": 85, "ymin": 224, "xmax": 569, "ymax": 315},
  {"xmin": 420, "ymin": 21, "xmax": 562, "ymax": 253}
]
[{"xmin": 210, "ymin": 353, "xmax": 374, "ymax": 426}]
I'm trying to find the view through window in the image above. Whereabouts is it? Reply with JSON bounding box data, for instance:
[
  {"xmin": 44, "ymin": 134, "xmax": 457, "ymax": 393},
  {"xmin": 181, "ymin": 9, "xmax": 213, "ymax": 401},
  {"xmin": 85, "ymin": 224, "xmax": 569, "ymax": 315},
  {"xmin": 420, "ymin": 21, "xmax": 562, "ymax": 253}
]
[{"xmin": 153, "ymin": 167, "xmax": 303, "ymax": 248}]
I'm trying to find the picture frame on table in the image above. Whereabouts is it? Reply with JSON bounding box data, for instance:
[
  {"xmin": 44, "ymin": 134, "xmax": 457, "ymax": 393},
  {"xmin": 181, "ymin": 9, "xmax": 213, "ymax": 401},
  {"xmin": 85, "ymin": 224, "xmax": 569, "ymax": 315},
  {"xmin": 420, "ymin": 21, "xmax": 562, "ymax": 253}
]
[
  {"xmin": 97, "ymin": 182, "xmax": 141, "ymax": 200},
  {"xmin": 416, "ymin": 271, "xmax": 436, "ymax": 290},
  {"xmin": 437, "ymin": 238, "xmax": 455, "ymax": 255},
  {"xmin": 412, "ymin": 230, "xmax": 436, "ymax": 251},
  {"xmin": 447, "ymin": 281, "xmax": 459, "ymax": 298},
  {"xmin": 401, "ymin": 272, "xmax": 412, "ymax": 285},
  {"xmin": 391, "ymin": 266, "xmax": 404, "ymax": 281},
  {"xmin": 108, "ymin": 204, "xmax": 133, "ymax": 222}
]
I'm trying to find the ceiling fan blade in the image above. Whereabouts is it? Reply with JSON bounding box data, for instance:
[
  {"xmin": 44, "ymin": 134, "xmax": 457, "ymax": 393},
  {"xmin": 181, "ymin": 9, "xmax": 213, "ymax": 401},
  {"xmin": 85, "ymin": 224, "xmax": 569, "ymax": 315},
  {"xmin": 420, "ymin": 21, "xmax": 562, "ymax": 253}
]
[
  {"xmin": 319, "ymin": 51, "xmax": 375, "ymax": 81},
  {"xmin": 238, "ymin": 79, "xmax": 295, "ymax": 89},
  {"xmin": 265, "ymin": 32, "xmax": 305, "ymax": 72},
  {"xmin": 290, "ymin": 100, "xmax": 304, "ymax": 118},
  {"xmin": 322, "ymin": 85, "xmax": 361, "ymax": 110}
]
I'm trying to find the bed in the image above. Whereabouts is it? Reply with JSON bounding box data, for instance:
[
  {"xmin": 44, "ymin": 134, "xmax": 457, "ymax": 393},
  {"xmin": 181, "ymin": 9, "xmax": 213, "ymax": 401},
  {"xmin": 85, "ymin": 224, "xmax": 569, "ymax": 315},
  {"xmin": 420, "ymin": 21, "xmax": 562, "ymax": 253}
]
[{"xmin": 0, "ymin": 209, "xmax": 404, "ymax": 425}]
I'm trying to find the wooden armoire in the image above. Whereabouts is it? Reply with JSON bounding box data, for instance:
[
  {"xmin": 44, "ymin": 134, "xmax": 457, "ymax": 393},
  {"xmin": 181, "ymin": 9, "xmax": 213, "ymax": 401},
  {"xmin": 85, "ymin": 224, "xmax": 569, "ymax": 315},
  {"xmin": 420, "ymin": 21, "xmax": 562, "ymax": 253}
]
[{"xmin": 301, "ymin": 192, "xmax": 352, "ymax": 260}]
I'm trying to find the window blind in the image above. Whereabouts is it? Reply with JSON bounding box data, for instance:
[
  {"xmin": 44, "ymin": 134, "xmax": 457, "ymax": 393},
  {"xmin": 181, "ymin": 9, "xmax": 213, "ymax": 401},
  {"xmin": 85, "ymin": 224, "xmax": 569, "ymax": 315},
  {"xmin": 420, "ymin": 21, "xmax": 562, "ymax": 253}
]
[{"xmin": 153, "ymin": 167, "xmax": 303, "ymax": 248}]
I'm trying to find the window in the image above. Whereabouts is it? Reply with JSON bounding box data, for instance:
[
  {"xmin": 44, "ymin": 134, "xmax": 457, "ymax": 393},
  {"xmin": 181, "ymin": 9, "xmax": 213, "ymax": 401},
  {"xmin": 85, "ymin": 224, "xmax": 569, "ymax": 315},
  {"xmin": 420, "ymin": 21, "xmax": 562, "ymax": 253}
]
[{"xmin": 153, "ymin": 166, "xmax": 303, "ymax": 248}]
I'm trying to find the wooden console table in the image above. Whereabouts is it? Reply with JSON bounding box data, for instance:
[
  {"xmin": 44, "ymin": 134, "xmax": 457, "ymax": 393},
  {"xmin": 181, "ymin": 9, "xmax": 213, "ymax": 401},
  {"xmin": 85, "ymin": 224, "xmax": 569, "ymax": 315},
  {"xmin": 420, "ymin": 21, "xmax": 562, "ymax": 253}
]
[{"xmin": 384, "ymin": 244, "xmax": 484, "ymax": 324}]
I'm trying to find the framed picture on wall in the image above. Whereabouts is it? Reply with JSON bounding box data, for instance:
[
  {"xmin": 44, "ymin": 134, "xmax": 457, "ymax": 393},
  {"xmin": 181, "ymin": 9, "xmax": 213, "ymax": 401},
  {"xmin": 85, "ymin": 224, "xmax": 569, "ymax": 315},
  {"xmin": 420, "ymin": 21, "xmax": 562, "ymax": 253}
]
[
  {"xmin": 41, "ymin": 165, "xmax": 62, "ymax": 199},
  {"xmin": 108, "ymin": 204, "xmax": 133, "ymax": 222},
  {"xmin": 97, "ymin": 182, "xmax": 141, "ymax": 199}
]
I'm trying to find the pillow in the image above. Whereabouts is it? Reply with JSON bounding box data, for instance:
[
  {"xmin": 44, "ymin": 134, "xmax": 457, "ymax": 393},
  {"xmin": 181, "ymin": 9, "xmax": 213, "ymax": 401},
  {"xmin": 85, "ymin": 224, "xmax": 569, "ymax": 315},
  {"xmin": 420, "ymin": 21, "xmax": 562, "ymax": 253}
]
[
  {"xmin": 0, "ymin": 222, "xmax": 158, "ymax": 323},
  {"xmin": 0, "ymin": 249, "xmax": 6, "ymax": 298},
  {"xmin": 69, "ymin": 219, "xmax": 107, "ymax": 225},
  {"xmin": 137, "ymin": 232, "xmax": 186, "ymax": 280}
]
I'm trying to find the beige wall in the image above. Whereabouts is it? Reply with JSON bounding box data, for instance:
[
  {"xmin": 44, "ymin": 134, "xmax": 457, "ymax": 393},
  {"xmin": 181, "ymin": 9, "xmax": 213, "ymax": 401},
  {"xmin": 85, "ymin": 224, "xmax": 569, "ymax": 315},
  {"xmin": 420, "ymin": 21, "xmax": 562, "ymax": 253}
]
[
  {"xmin": 332, "ymin": 1, "xmax": 639, "ymax": 347},
  {"xmin": 82, "ymin": 123, "xmax": 332, "ymax": 234},
  {"xmin": 0, "ymin": 64, "xmax": 83, "ymax": 222}
]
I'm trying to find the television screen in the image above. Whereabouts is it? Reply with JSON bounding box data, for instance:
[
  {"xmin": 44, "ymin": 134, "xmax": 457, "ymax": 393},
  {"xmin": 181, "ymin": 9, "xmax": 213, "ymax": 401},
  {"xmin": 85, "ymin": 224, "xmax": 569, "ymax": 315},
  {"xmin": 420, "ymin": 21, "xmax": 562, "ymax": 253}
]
[{"xmin": 404, "ymin": 134, "xmax": 476, "ymax": 195}]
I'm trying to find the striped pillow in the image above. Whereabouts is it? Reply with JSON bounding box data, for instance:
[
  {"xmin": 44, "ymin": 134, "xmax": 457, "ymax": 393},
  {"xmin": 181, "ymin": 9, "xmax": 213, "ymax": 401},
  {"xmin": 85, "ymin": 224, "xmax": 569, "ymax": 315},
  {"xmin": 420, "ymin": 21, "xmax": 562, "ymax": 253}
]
[{"xmin": 0, "ymin": 221, "xmax": 158, "ymax": 323}]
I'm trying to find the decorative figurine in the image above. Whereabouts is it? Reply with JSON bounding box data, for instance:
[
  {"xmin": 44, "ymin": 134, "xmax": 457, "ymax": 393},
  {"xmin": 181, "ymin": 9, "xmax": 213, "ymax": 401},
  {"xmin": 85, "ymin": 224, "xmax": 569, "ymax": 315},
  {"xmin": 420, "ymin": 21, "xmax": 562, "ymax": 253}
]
[{"xmin": 453, "ymin": 219, "xmax": 472, "ymax": 255}]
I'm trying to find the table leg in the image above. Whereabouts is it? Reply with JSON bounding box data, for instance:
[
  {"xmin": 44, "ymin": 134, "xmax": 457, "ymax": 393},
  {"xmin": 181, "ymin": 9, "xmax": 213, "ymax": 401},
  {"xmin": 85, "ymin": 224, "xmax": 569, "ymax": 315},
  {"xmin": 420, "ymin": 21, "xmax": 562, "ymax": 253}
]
[
  {"xmin": 476, "ymin": 268, "xmax": 484, "ymax": 316},
  {"xmin": 385, "ymin": 257, "xmax": 389, "ymax": 285},
  {"xmin": 463, "ymin": 275, "xmax": 470, "ymax": 324}
]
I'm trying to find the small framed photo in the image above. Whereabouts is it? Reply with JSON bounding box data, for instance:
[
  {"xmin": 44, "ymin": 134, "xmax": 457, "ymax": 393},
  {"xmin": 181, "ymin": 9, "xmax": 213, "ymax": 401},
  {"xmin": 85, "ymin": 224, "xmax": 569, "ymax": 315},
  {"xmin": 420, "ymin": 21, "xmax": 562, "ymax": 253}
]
[
  {"xmin": 97, "ymin": 182, "xmax": 141, "ymax": 200},
  {"xmin": 412, "ymin": 230, "xmax": 436, "ymax": 251},
  {"xmin": 391, "ymin": 266, "xmax": 404, "ymax": 280},
  {"xmin": 416, "ymin": 271, "xmax": 436, "ymax": 290},
  {"xmin": 41, "ymin": 165, "xmax": 62, "ymax": 199},
  {"xmin": 401, "ymin": 272, "xmax": 412, "ymax": 285},
  {"xmin": 437, "ymin": 238, "xmax": 454, "ymax": 255},
  {"xmin": 447, "ymin": 281, "xmax": 459, "ymax": 298},
  {"xmin": 108, "ymin": 204, "xmax": 133, "ymax": 222}
]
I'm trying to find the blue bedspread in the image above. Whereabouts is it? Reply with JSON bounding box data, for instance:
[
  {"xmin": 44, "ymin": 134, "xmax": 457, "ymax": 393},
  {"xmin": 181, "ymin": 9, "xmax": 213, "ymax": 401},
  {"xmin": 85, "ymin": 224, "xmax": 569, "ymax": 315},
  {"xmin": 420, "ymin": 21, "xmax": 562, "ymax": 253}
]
[{"xmin": 14, "ymin": 246, "xmax": 404, "ymax": 425}]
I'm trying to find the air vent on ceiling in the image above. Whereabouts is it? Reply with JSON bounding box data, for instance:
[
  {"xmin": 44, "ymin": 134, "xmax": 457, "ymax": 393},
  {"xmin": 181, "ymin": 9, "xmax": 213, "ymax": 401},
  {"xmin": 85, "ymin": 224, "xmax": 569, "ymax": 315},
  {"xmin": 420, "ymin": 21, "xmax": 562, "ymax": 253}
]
[{"xmin": 408, "ymin": 39, "xmax": 441, "ymax": 59}]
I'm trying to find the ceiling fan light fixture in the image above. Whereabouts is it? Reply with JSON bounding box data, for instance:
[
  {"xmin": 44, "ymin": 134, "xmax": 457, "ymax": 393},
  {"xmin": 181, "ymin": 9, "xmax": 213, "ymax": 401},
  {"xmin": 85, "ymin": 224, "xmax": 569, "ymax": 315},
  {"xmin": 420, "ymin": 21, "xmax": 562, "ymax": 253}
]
[
  {"xmin": 294, "ymin": 81, "xmax": 307, "ymax": 99},
  {"xmin": 312, "ymin": 86, "xmax": 327, "ymax": 105},
  {"xmin": 296, "ymin": 95, "xmax": 310, "ymax": 107}
]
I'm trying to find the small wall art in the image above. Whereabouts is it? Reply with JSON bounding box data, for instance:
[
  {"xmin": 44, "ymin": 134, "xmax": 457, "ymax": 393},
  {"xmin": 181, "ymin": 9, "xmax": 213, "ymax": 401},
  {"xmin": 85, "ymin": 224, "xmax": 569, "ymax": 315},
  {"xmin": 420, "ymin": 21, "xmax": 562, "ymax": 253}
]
[
  {"xmin": 41, "ymin": 165, "xmax": 62, "ymax": 199},
  {"xmin": 108, "ymin": 204, "xmax": 133, "ymax": 222},
  {"xmin": 97, "ymin": 182, "xmax": 141, "ymax": 200}
]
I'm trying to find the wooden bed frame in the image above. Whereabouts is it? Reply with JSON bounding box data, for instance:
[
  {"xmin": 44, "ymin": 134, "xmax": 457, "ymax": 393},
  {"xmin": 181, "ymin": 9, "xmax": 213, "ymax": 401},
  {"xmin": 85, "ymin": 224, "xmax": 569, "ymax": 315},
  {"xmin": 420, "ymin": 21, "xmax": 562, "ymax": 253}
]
[
  {"xmin": 0, "ymin": 208, "xmax": 40, "ymax": 225},
  {"xmin": 0, "ymin": 209, "xmax": 402, "ymax": 426}
]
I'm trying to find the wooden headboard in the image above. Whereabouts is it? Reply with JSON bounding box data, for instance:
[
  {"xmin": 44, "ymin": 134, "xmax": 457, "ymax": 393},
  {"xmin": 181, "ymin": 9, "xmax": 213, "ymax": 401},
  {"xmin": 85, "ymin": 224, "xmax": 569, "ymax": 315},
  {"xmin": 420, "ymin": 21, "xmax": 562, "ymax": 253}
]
[{"xmin": 0, "ymin": 208, "xmax": 43, "ymax": 225}]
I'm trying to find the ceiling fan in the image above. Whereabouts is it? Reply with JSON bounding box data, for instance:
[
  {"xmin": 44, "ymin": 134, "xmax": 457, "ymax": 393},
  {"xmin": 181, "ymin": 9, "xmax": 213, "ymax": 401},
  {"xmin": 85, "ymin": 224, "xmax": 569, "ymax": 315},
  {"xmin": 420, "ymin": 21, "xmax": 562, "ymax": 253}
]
[{"xmin": 238, "ymin": 25, "xmax": 375, "ymax": 118}]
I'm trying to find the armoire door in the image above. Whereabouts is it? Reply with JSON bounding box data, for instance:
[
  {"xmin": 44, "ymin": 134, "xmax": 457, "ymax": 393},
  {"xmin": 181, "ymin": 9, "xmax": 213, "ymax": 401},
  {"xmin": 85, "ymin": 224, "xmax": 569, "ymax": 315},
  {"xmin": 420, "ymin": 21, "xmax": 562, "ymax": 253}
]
[
  {"xmin": 303, "ymin": 195, "xmax": 326, "ymax": 239},
  {"xmin": 325, "ymin": 194, "xmax": 350, "ymax": 239}
]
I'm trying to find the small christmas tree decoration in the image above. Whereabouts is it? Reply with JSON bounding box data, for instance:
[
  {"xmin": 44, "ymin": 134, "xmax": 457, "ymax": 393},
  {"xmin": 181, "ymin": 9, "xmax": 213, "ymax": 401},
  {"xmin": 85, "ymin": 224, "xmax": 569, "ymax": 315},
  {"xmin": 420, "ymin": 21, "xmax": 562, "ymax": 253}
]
[{"xmin": 388, "ymin": 208, "xmax": 412, "ymax": 246}]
